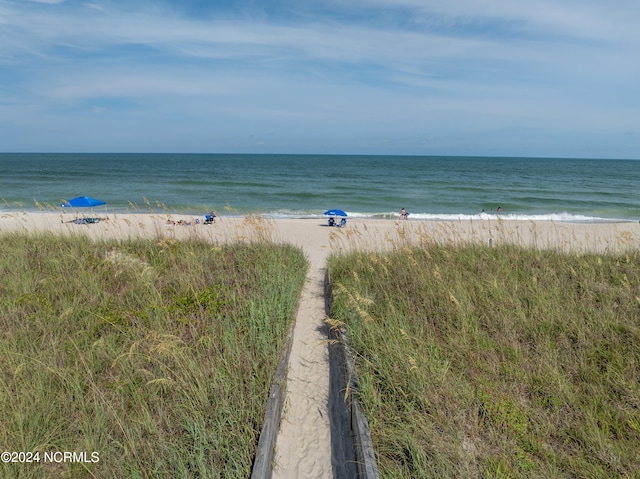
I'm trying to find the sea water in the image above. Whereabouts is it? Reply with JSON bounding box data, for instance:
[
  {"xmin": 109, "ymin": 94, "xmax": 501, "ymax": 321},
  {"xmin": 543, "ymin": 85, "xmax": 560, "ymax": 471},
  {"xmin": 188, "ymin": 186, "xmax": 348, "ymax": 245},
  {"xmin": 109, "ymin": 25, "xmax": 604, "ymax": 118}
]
[{"xmin": 1, "ymin": 153, "xmax": 639, "ymax": 222}]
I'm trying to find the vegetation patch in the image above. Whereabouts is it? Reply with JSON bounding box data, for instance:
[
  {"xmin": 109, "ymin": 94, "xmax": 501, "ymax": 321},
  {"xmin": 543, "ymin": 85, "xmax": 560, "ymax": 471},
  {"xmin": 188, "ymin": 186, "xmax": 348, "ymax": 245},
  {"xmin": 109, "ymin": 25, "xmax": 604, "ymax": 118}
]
[
  {"xmin": 328, "ymin": 244, "xmax": 640, "ymax": 478},
  {"xmin": 0, "ymin": 232, "xmax": 307, "ymax": 478}
]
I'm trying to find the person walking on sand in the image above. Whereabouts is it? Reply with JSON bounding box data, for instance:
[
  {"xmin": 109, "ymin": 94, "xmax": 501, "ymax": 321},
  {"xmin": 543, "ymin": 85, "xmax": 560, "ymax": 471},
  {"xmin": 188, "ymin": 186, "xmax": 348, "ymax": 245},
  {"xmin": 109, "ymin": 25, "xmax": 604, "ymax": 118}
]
[{"xmin": 400, "ymin": 208, "xmax": 408, "ymax": 219}]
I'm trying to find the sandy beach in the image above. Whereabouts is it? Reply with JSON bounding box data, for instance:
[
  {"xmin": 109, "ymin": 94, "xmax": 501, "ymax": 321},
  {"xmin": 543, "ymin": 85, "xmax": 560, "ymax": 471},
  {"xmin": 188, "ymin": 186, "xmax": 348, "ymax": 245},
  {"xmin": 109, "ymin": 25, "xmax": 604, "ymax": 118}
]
[
  {"xmin": 2, "ymin": 211, "xmax": 639, "ymax": 477},
  {"xmin": 2, "ymin": 211, "xmax": 639, "ymax": 253}
]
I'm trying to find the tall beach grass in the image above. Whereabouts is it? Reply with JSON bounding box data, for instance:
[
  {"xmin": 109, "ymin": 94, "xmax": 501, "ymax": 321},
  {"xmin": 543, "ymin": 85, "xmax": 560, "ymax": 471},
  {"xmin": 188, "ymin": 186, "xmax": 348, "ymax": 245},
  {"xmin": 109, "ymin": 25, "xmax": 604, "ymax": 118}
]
[
  {"xmin": 0, "ymin": 231, "xmax": 307, "ymax": 478},
  {"xmin": 328, "ymin": 238, "xmax": 640, "ymax": 478}
]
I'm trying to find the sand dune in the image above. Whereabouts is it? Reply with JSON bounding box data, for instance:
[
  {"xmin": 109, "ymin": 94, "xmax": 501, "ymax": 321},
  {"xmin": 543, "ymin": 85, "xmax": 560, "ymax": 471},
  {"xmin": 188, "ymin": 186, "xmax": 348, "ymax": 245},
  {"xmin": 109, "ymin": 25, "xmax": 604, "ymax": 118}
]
[{"xmin": 2, "ymin": 211, "xmax": 639, "ymax": 477}]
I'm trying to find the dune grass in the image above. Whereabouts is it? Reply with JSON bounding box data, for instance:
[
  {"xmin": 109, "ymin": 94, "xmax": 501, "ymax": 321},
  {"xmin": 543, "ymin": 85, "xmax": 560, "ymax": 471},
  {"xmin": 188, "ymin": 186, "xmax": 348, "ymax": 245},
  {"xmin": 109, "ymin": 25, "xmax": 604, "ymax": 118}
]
[
  {"xmin": 328, "ymin": 243, "xmax": 640, "ymax": 478},
  {"xmin": 0, "ymin": 232, "xmax": 307, "ymax": 478}
]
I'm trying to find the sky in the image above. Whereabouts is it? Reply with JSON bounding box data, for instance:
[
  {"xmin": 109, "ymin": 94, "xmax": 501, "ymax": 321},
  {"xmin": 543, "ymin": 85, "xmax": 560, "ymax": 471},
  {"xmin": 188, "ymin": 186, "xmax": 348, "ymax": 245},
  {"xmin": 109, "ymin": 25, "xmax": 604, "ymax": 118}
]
[{"xmin": 1, "ymin": 0, "xmax": 639, "ymax": 158}]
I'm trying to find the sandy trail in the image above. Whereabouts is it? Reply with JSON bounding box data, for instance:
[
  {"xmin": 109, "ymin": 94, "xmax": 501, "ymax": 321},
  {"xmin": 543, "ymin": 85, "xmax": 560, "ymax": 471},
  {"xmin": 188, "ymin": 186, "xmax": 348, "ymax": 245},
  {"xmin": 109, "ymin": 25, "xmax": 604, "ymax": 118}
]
[{"xmin": 271, "ymin": 240, "xmax": 333, "ymax": 478}]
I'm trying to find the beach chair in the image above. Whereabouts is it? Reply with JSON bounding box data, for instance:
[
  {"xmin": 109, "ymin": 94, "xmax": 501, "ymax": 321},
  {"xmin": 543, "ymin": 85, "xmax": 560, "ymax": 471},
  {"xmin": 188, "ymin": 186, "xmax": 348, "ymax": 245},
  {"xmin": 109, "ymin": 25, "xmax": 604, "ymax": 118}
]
[
  {"xmin": 204, "ymin": 213, "xmax": 216, "ymax": 224},
  {"xmin": 328, "ymin": 217, "xmax": 336, "ymax": 227},
  {"xmin": 337, "ymin": 218, "xmax": 347, "ymax": 228},
  {"xmin": 73, "ymin": 218, "xmax": 96, "ymax": 224}
]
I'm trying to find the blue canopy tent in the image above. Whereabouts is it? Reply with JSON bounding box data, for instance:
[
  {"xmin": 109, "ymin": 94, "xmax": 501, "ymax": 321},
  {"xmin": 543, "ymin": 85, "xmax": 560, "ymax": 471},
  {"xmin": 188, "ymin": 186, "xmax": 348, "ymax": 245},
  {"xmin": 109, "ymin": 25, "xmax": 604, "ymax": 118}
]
[
  {"xmin": 61, "ymin": 196, "xmax": 107, "ymax": 223},
  {"xmin": 323, "ymin": 209, "xmax": 347, "ymax": 227},
  {"xmin": 61, "ymin": 196, "xmax": 106, "ymax": 208}
]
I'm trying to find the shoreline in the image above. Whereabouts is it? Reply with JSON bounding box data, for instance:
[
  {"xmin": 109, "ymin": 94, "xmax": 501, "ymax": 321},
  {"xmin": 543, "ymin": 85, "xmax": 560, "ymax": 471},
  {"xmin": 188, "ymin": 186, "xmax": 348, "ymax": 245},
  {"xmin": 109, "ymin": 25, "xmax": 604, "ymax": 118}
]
[
  {"xmin": 3, "ymin": 208, "xmax": 639, "ymax": 221},
  {"xmin": 2, "ymin": 205, "xmax": 638, "ymax": 225}
]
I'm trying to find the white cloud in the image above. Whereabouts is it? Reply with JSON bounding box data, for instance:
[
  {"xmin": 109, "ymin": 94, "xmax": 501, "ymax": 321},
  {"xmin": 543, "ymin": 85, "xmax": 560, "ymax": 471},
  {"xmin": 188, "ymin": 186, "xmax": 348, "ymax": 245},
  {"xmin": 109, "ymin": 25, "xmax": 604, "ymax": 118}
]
[{"xmin": 0, "ymin": 0, "xmax": 639, "ymax": 156}]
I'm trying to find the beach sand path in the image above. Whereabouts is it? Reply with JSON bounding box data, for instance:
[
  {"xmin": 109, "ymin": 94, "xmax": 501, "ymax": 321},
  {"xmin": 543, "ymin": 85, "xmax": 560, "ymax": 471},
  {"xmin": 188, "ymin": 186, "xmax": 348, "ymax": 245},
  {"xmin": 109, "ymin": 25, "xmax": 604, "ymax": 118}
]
[{"xmin": 271, "ymin": 237, "xmax": 333, "ymax": 478}]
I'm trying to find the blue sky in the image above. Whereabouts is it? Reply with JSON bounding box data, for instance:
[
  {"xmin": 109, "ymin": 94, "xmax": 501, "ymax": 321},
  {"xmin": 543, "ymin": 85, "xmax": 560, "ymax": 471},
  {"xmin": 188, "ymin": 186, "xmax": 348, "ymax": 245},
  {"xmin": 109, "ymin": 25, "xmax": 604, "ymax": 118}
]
[{"xmin": 1, "ymin": 0, "xmax": 639, "ymax": 158}]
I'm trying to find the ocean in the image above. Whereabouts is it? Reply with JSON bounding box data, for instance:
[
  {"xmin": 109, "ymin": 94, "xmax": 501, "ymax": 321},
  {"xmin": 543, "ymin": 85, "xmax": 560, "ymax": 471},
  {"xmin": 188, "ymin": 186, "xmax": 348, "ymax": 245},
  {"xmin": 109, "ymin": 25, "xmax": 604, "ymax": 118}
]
[{"xmin": 1, "ymin": 153, "xmax": 639, "ymax": 222}]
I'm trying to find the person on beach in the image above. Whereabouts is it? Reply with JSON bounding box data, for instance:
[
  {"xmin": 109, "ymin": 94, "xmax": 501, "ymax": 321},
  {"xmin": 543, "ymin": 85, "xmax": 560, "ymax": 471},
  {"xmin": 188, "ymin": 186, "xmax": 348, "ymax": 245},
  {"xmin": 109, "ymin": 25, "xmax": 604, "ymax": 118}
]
[{"xmin": 400, "ymin": 208, "xmax": 408, "ymax": 219}]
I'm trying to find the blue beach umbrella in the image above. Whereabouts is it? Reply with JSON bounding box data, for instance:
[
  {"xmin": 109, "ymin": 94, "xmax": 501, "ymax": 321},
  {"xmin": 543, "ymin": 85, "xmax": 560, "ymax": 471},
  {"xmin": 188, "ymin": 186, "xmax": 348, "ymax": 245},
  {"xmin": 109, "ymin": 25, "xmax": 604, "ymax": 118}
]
[{"xmin": 323, "ymin": 209, "xmax": 347, "ymax": 217}]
